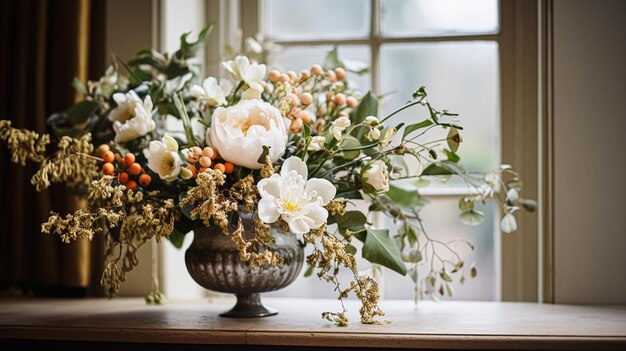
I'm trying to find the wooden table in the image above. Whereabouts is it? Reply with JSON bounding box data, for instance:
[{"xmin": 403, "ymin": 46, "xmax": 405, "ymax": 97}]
[{"xmin": 0, "ymin": 297, "xmax": 625, "ymax": 350}]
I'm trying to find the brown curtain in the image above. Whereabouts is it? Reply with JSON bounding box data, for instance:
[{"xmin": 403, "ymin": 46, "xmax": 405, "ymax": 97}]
[{"xmin": 0, "ymin": 0, "xmax": 105, "ymax": 296}]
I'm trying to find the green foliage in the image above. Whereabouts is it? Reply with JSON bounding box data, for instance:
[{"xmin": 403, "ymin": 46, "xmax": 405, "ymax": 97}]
[
  {"xmin": 386, "ymin": 183, "xmax": 424, "ymax": 209},
  {"xmin": 402, "ymin": 119, "xmax": 433, "ymax": 141},
  {"xmin": 361, "ymin": 229, "xmax": 407, "ymax": 275},
  {"xmin": 350, "ymin": 91, "xmax": 378, "ymax": 138}
]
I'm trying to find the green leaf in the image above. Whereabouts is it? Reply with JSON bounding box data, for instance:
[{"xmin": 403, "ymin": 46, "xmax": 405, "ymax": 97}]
[
  {"xmin": 168, "ymin": 228, "xmax": 186, "ymax": 249},
  {"xmin": 335, "ymin": 211, "xmax": 367, "ymax": 229},
  {"xmin": 386, "ymin": 183, "xmax": 424, "ymax": 209},
  {"xmin": 421, "ymin": 163, "xmax": 454, "ymax": 176},
  {"xmin": 67, "ymin": 100, "xmax": 99, "ymax": 124},
  {"xmin": 350, "ymin": 91, "xmax": 378, "ymax": 136},
  {"xmin": 459, "ymin": 209, "xmax": 485, "ymax": 226},
  {"xmin": 174, "ymin": 25, "xmax": 213, "ymax": 60},
  {"xmin": 257, "ymin": 145, "xmax": 271, "ymax": 164},
  {"xmin": 344, "ymin": 244, "xmax": 357, "ymax": 255},
  {"xmin": 402, "ymin": 247, "xmax": 422, "ymax": 263},
  {"xmin": 440, "ymin": 270, "xmax": 453, "ymax": 282},
  {"xmin": 402, "ymin": 119, "xmax": 433, "ymax": 141},
  {"xmin": 323, "ymin": 46, "xmax": 341, "ymax": 69},
  {"xmin": 362, "ymin": 229, "xmax": 407, "ymax": 275},
  {"xmin": 445, "ymin": 149, "xmax": 460, "ymax": 163},
  {"xmin": 336, "ymin": 189, "xmax": 363, "ymax": 200},
  {"xmin": 303, "ymin": 265, "xmax": 314, "ymax": 277}
]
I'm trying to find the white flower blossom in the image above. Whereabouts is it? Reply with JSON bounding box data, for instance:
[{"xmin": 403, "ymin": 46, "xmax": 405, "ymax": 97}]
[
  {"xmin": 364, "ymin": 116, "xmax": 379, "ymax": 126},
  {"xmin": 109, "ymin": 91, "xmax": 156, "ymax": 143},
  {"xmin": 207, "ymin": 99, "xmax": 288, "ymax": 169},
  {"xmin": 380, "ymin": 127, "xmax": 397, "ymax": 146},
  {"xmin": 147, "ymin": 135, "xmax": 182, "ymax": 182},
  {"xmin": 362, "ymin": 160, "xmax": 390, "ymax": 193},
  {"xmin": 308, "ymin": 136, "xmax": 326, "ymax": 151},
  {"xmin": 366, "ymin": 128, "xmax": 381, "ymax": 141},
  {"xmin": 190, "ymin": 77, "xmax": 233, "ymax": 107},
  {"xmin": 257, "ymin": 156, "xmax": 336, "ymax": 234},
  {"xmin": 329, "ymin": 116, "xmax": 351, "ymax": 140},
  {"xmin": 222, "ymin": 55, "xmax": 266, "ymax": 92}
]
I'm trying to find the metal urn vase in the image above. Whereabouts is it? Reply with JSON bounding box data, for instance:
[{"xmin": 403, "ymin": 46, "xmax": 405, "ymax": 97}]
[{"xmin": 185, "ymin": 209, "xmax": 304, "ymax": 318}]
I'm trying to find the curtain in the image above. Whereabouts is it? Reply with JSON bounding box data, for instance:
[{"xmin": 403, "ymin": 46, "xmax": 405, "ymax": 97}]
[{"xmin": 0, "ymin": 0, "xmax": 105, "ymax": 296}]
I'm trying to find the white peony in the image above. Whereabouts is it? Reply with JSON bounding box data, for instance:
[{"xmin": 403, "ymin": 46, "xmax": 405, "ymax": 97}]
[
  {"xmin": 109, "ymin": 91, "xmax": 156, "ymax": 143},
  {"xmin": 207, "ymin": 99, "xmax": 288, "ymax": 169},
  {"xmin": 190, "ymin": 77, "xmax": 233, "ymax": 107},
  {"xmin": 257, "ymin": 156, "xmax": 336, "ymax": 234},
  {"xmin": 222, "ymin": 56, "xmax": 266, "ymax": 92},
  {"xmin": 362, "ymin": 160, "xmax": 390, "ymax": 193},
  {"xmin": 147, "ymin": 135, "xmax": 182, "ymax": 182},
  {"xmin": 329, "ymin": 116, "xmax": 351, "ymax": 140}
]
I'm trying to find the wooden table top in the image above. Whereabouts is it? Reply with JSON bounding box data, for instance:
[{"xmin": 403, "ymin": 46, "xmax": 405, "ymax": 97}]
[{"xmin": 0, "ymin": 297, "xmax": 625, "ymax": 350}]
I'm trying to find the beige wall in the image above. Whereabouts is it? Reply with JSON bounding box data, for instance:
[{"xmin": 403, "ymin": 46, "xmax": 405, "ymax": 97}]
[{"xmin": 552, "ymin": 0, "xmax": 626, "ymax": 304}]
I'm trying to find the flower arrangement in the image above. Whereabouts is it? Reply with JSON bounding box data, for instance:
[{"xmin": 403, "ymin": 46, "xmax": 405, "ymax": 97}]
[{"xmin": 0, "ymin": 28, "xmax": 534, "ymax": 325}]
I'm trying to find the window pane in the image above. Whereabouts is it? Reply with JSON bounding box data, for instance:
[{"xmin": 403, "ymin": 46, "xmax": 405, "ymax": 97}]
[
  {"xmin": 380, "ymin": 41, "xmax": 499, "ymax": 187},
  {"xmin": 381, "ymin": 0, "xmax": 499, "ymax": 37},
  {"xmin": 383, "ymin": 198, "xmax": 497, "ymax": 300},
  {"xmin": 264, "ymin": 0, "xmax": 370, "ymax": 40},
  {"xmin": 269, "ymin": 45, "xmax": 371, "ymax": 92}
]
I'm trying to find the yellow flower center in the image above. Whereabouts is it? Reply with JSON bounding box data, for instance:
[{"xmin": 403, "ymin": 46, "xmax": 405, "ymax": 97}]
[{"xmin": 284, "ymin": 201, "xmax": 299, "ymax": 212}]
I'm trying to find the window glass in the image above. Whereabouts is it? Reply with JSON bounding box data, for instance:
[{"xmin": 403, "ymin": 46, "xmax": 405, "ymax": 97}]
[
  {"xmin": 381, "ymin": 0, "xmax": 499, "ymax": 37},
  {"xmin": 264, "ymin": 0, "xmax": 370, "ymax": 40},
  {"xmin": 380, "ymin": 41, "xmax": 499, "ymax": 188}
]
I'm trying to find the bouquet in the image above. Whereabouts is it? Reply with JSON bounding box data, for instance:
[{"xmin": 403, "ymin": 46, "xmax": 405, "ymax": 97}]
[{"xmin": 0, "ymin": 28, "xmax": 534, "ymax": 325}]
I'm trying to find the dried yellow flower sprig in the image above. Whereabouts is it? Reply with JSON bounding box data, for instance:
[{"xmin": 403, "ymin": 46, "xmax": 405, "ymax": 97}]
[
  {"xmin": 304, "ymin": 224, "xmax": 385, "ymax": 326},
  {"xmin": 42, "ymin": 175, "xmax": 179, "ymax": 296},
  {"xmin": 0, "ymin": 120, "xmax": 99, "ymax": 191},
  {"xmin": 180, "ymin": 170, "xmax": 237, "ymax": 233}
]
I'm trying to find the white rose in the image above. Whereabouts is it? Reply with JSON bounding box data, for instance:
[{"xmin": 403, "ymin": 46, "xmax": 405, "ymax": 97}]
[
  {"xmin": 109, "ymin": 91, "xmax": 156, "ymax": 143},
  {"xmin": 207, "ymin": 99, "xmax": 288, "ymax": 169},
  {"xmin": 362, "ymin": 160, "xmax": 390, "ymax": 193},
  {"xmin": 329, "ymin": 116, "xmax": 351, "ymax": 140},
  {"xmin": 308, "ymin": 136, "xmax": 326, "ymax": 151},
  {"xmin": 190, "ymin": 77, "xmax": 233, "ymax": 107},
  {"xmin": 257, "ymin": 156, "xmax": 336, "ymax": 234},
  {"xmin": 147, "ymin": 135, "xmax": 182, "ymax": 182},
  {"xmin": 222, "ymin": 56, "xmax": 266, "ymax": 92}
]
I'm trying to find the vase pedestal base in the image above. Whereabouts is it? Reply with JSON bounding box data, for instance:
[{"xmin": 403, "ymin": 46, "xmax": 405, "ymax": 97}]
[{"xmin": 219, "ymin": 293, "xmax": 278, "ymax": 318}]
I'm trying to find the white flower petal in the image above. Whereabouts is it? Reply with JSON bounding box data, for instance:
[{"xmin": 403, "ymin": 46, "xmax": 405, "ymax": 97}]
[
  {"xmin": 281, "ymin": 156, "xmax": 308, "ymax": 179},
  {"xmin": 500, "ymin": 213, "xmax": 518, "ymax": 233},
  {"xmin": 287, "ymin": 216, "xmax": 312, "ymax": 235},
  {"xmin": 257, "ymin": 175, "xmax": 282, "ymax": 199},
  {"xmin": 258, "ymin": 197, "xmax": 280, "ymax": 224},
  {"xmin": 162, "ymin": 135, "xmax": 179, "ymax": 152},
  {"xmin": 305, "ymin": 178, "xmax": 336, "ymax": 205}
]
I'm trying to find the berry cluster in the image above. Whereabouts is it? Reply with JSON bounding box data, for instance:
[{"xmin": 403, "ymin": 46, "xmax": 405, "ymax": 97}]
[
  {"xmin": 97, "ymin": 144, "xmax": 151, "ymax": 192},
  {"xmin": 184, "ymin": 146, "xmax": 235, "ymax": 177}
]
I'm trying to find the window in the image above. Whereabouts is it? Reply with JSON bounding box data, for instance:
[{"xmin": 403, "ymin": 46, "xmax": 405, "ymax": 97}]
[
  {"xmin": 255, "ymin": 0, "xmax": 501, "ymax": 301},
  {"xmin": 157, "ymin": 0, "xmax": 539, "ymax": 302}
]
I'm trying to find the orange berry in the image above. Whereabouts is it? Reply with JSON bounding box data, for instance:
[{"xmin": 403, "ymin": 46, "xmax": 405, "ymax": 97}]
[
  {"xmin": 115, "ymin": 153, "xmax": 122, "ymax": 162},
  {"xmin": 102, "ymin": 162, "xmax": 115, "ymax": 175},
  {"xmin": 124, "ymin": 153, "xmax": 135, "ymax": 166},
  {"xmin": 326, "ymin": 70, "xmax": 337, "ymax": 82},
  {"xmin": 138, "ymin": 174, "xmax": 151, "ymax": 187},
  {"xmin": 118, "ymin": 172, "xmax": 129, "ymax": 184},
  {"xmin": 334, "ymin": 93, "xmax": 346, "ymax": 106},
  {"xmin": 97, "ymin": 144, "xmax": 110, "ymax": 156},
  {"xmin": 311, "ymin": 64, "xmax": 323, "ymax": 76},
  {"xmin": 199, "ymin": 156, "xmax": 212, "ymax": 168},
  {"xmin": 223, "ymin": 162, "xmax": 235, "ymax": 174},
  {"xmin": 129, "ymin": 162, "xmax": 142, "ymax": 175},
  {"xmin": 186, "ymin": 165, "xmax": 197, "ymax": 177},
  {"xmin": 126, "ymin": 180, "xmax": 138, "ymax": 192},
  {"xmin": 202, "ymin": 147, "xmax": 215, "ymax": 159},
  {"xmin": 346, "ymin": 96, "xmax": 358, "ymax": 108},
  {"xmin": 290, "ymin": 118, "xmax": 303, "ymax": 133},
  {"xmin": 278, "ymin": 74, "xmax": 290, "ymax": 83},
  {"xmin": 268, "ymin": 70, "xmax": 281, "ymax": 82},
  {"xmin": 287, "ymin": 71, "xmax": 297, "ymax": 81},
  {"xmin": 335, "ymin": 67, "xmax": 346, "ymax": 81},
  {"xmin": 199, "ymin": 167, "xmax": 207, "ymax": 173},
  {"xmin": 190, "ymin": 146, "xmax": 202, "ymax": 155},
  {"xmin": 299, "ymin": 69, "xmax": 311, "ymax": 81},
  {"xmin": 186, "ymin": 151, "xmax": 199, "ymax": 163},
  {"xmin": 213, "ymin": 163, "xmax": 225, "ymax": 173},
  {"xmin": 213, "ymin": 149, "xmax": 220, "ymax": 160},
  {"xmin": 102, "ymin": 151, "xmax": 115, "ymax": 163},
  {"xmin": 300, "ymin": 92, "xmax": 313, "ymax": 105}
]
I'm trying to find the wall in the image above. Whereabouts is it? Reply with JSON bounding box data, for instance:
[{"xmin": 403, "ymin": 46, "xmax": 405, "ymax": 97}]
[{"xmin": 552, "ymin": 0, "xmax": 626, "ymax": 304}]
